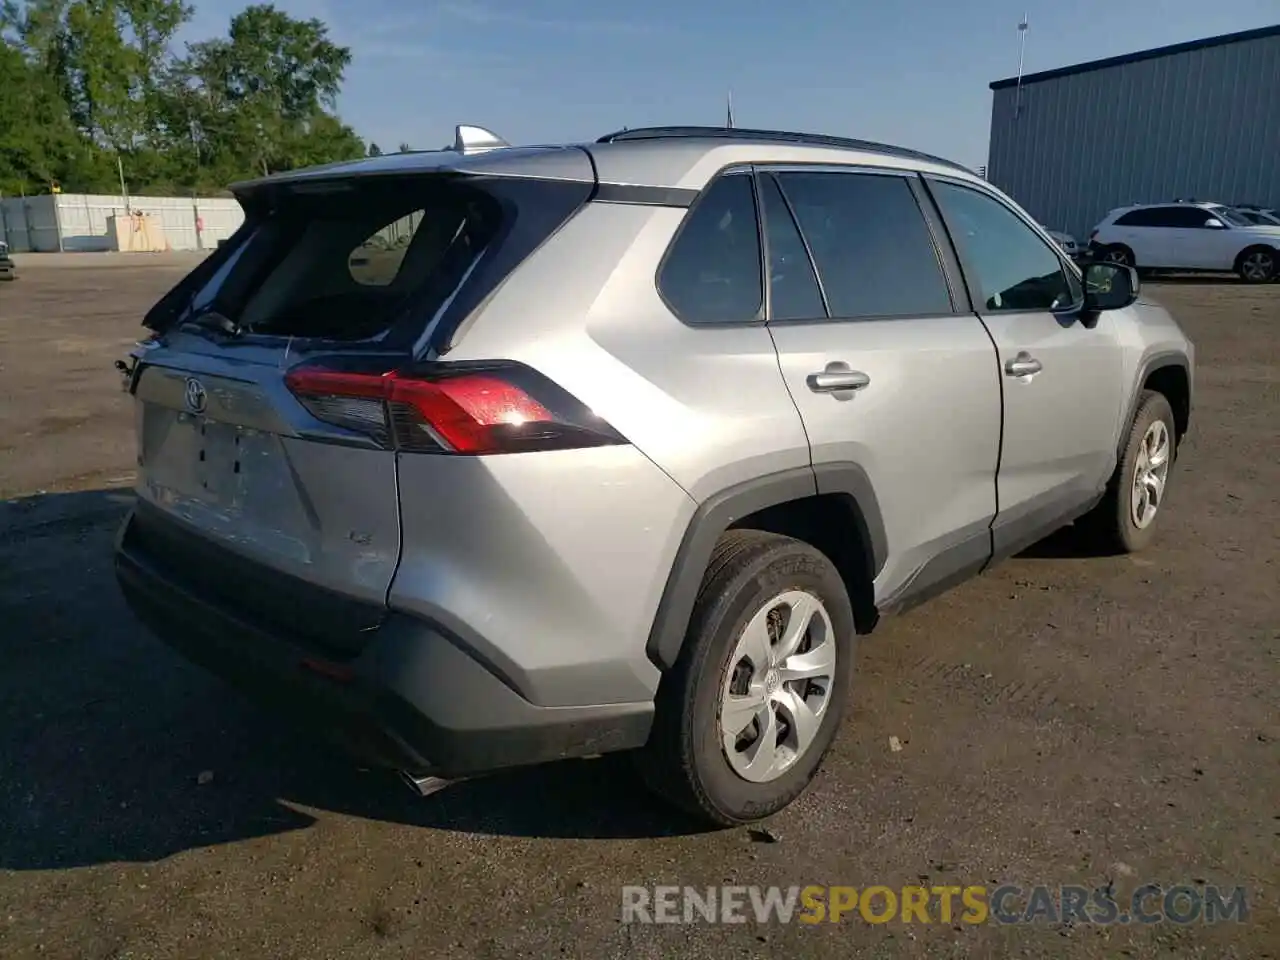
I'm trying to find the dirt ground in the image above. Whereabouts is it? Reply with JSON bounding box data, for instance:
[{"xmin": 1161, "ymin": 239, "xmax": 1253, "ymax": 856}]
[{"xmin": 0, "ymin": 258, "xmax": 1277, "ymax": 959}]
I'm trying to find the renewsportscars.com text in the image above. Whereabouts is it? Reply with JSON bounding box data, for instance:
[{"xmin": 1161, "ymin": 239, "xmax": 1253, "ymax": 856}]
[{"xmin": 621, "ymin": 884, "xmax": 1249, "ymax": 926}]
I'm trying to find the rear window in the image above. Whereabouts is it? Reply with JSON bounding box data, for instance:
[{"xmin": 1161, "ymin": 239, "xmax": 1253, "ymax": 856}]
[
  {"xmin": 176, "ymin": 174, "xmax": 590, "ymax": 345},
  {"xmin": 348, "ymin": 211, "xmax": 425, "ymax": 286}
]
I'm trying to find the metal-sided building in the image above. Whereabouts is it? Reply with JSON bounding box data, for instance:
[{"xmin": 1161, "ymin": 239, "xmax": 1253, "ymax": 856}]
[{"xmin": 987, "ymin": 24, "xmax": 1280, "ymax": 240}]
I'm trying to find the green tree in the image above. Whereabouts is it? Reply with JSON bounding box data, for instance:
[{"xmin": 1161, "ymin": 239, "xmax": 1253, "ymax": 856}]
[
  {"xmin": 0, "ymin": 36, "xmax": 83, "ymax": 193},
  {"xmin": 179, "ymin": 4, "xmax": 362, "ymax": 177},
  {"xmin": 0, "ymin": 0, "xmax": 367, "ymax": 195}
]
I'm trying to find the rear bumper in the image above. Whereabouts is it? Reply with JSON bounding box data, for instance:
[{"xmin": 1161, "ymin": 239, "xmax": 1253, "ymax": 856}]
[
  {"xmin": 114, "ymin": 507, "xmax": 653, "ymax": 778},
  {"xmin": 0, "ymin": 258, "xmax": 14, "ymax": 279}
]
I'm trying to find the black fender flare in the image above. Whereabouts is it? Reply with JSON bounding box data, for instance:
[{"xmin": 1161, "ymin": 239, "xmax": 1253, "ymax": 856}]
[
  {"xmin": 644, "ymin": 464, "xmax": 887, "ymax": 670},
  {"xmin": 1118, "ymin": 351, "xmax": 1192, "ymax": 461}
]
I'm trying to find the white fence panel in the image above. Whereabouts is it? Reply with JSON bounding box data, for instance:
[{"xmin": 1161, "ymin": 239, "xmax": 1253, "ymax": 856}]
[
  {"xmin": 5, "ymin": 193, "xmax": 246, "ymax": 252},
  {"xmin": 193, "ymin": 199, "xmax": 245, "ymax": 247},
  {"xmin": 3, "ymin": 192, "xmax": 247, "ymax": 252}
]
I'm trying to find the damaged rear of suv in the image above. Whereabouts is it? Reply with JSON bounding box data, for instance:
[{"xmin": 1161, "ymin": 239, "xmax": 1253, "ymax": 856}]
[{"xmin": 116, "ymin": 134, "xmax": 680, "ymax": 794}]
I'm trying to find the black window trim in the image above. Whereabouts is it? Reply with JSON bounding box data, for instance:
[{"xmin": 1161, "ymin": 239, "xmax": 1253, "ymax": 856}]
[
  {"xmin": 920, "ymin": 172, "xmax": 1086, "ymax": 319},
  {"xmin": 753, "ymin": 162, "xmax": 965, "ymax": 327},
  {"xmin": 907, "ymin": 175, "xmax": 973, "ymax": 315},
  {"xmin": 654, "ymin": 163, "xmax": 766, "ymax": 328},
  {"xmin": 753, "ymin": 168, "xmax": 831, "ymax": 320}
]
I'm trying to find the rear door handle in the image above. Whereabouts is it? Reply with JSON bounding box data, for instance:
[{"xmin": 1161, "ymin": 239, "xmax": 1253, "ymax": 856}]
[
  {"xmin": 1004, "ymin": 353, "xmax": 1043, "ymax": 378},
  {"xmin": 807, "ymin": 365, "xmax": 871, "ymax": 394}
]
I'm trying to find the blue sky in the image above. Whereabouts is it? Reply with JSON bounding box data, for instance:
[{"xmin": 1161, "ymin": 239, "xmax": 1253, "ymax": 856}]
[{"xmin": 182, "ymin": 0, "xmax": 1279, "ymax": 168}]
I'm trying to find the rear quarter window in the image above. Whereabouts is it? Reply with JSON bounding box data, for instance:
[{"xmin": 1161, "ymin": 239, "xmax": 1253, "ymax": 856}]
[{"xmin": 657, "ymin": 172, "xmax": 764, "ymax": 325}]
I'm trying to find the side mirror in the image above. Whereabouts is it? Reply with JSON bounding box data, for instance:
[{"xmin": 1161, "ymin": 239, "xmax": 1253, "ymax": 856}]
[
  {"xmin": 1082, "ymin": 261, "xmax": 1139, "ymax": 312},
  {"xmin": 1204, "ymin": 217, "xmax": 1226, "ymax": 229}
]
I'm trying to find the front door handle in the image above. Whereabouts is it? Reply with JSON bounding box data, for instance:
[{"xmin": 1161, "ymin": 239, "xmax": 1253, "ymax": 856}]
[
  {"xmin": 807, "ymin": 364, "xmax": 871, "ymax": 395},
  {"xmin": 1004, "ymin": 352, "xmax": 1043, "ymax": 378}
]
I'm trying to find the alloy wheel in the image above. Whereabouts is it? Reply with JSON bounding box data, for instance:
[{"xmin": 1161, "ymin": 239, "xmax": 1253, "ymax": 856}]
[
  {"xmin": 1241, "ymin": 250, "xmax": 1275, "ymax": 282},
  {"xmin": 1131, "ymin": 419, "xmax": 1171, "ymax": 529}
]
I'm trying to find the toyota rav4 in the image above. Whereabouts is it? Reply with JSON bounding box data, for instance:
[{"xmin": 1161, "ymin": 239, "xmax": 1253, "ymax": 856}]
[{"xmin": 114, "ymin": 124, "xmax": 1194, "ymax": 826}]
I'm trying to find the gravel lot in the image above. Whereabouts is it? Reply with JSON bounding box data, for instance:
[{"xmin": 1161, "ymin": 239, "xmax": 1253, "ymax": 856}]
[{"xmin": 1, "ymin": 258, "xmax": 1277, "ymax": 959}]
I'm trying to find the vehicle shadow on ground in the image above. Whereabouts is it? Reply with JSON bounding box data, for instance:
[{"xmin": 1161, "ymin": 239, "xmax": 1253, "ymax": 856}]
[
  {"xmin": 1143, "ymin": 273, "xmax": 1244, "ymax": 285},
  {"xmin": 1015, "ymin": 522, "xmax": 1125, "ymax": 560},
  {"xmin": 0, "ymin": 489, "xmax": 709, "ymax": 872}
]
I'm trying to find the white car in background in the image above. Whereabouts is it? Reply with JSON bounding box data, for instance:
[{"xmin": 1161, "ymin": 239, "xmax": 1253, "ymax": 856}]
[
  {"xmin": 1088, "ymin": 201, "xmax": 1280, "ymax": 283},
  {"xmin": 1232, "ymin": 207, "xmax": 1280, "ymax": 227}
]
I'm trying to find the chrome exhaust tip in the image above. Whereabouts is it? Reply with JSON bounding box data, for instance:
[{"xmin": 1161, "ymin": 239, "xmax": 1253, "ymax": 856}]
[{"xmin": 399, "ymin": 771, "xmax": 456, "ymax": 798}]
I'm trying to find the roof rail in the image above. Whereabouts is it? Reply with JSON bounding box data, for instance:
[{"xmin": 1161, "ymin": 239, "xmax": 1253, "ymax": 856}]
[{"xmin": 595, "ymin": 125, "xmax": 969, "ymax": 172}]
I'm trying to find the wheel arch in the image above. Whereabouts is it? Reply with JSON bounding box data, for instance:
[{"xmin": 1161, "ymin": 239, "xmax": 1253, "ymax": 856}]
[
  {"xmin": 1120, "ymin": 352, "xmax": 1192, "ymax": 460},
  {"xmin": 1234, "ymin": 242, "xmax": 1278, "ymax": 276},
  {"xmin": 1102, "ymin": 242, "xmax": 1136, "ymax": 265},
  {"xmin": 645, "ymin": 465, "xmax": 886, "ymax": 670}
]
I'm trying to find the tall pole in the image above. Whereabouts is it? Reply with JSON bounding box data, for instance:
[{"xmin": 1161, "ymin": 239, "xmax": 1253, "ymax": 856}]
[
  {"xmin": 726, "ymin": 90, "xmax": 734, "ymax": 129},
  {"xmin": 117, "ymin": 153, "xmax": 130, "ymax": 211},
  {"xmin": 1015, "ymin": 13, "xmax": 1029, "ymax": 118}
]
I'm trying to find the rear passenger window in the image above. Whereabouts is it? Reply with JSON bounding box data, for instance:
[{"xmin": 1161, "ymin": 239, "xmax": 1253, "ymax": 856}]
[
  {"xmin": 774, "ymin": 172, "xmax": 953, "ymax": 319},
  {"xmin": 759, "ymin": 174, "xmax": 826, "ymax": 321},
  {"xmin": 1115, "ymin": 208, "xmax": 1158, "ymax": 227},
  {"xmin": 658, "ymin": 173, "xmax": 763, "ymax": 324},
  {"xmin": 1115, "ymin": 207, "xmax": 1181, "ymax": 228}
]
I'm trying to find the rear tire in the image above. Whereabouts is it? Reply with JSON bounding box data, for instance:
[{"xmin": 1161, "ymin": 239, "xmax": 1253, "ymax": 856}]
[
  {"xmin": 1235, "ymin": 246, "xmax": 1277, "ymax": 283},
  {"xmin": 636, "ymin": 530, "xmax": 855, "ymax": 826},
  {"xmin": 1080, "ymin": 391, "xmax": 1177, "ymax": 554}
]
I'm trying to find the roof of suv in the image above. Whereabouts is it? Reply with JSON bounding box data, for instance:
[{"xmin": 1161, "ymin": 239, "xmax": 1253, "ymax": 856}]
[
  {"xmin": 1104, "ymin": 201, "xmax": 1227, "ymax": 217},
  {"xmin": 233, "ymin": 125, "xmax": 979, "ymax": 198}
]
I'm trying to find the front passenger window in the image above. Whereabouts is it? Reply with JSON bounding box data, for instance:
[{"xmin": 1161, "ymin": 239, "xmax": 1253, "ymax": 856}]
[{"xmin": 930, "ymin": 180, "xmax": 1080, "ymax": 313}]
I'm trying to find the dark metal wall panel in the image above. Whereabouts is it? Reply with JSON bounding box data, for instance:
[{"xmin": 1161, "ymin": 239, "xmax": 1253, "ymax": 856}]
[{"xmin": 988, "ymin": 33, "xmax": 1280, "ymax": 238}]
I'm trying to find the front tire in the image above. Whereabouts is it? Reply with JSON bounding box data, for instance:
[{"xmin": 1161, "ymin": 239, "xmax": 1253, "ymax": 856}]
[
  {"xmin": 636, "ymin": 531, "xmax": 856, "ymax": 826},
  {"xmin": 1235, "ymin": 246, "xmax": 1277, "ymax": 283},
  {"xmin": 1082, "ymin": 391, "xmax": 1177, "ymax": 553}
]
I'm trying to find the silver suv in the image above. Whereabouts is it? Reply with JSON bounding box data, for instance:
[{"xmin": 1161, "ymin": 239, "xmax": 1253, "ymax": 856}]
[{"xmin": 115, "ymin": 124, "xmax": 1194, "ymax": 826}]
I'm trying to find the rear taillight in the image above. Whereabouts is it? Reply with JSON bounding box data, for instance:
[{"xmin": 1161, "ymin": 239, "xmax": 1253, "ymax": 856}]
[{"xmin": 284, "ymin": 360, "xmax": 627, "ymax": 455}]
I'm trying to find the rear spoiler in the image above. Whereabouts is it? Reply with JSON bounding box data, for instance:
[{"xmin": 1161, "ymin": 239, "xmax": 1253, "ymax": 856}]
[{"xmin": 229, "ymin": 125, "xmax": 522, "ymax": 205}]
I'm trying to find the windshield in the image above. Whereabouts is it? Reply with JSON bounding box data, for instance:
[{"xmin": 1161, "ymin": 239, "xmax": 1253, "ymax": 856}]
[
  {"xmin": 1209, "ymin": 206, "xmax": 1251, "ymax": 227},
  {"xmin": 1232, "ymin": 208, "xmax": 1280, "ymax": 227}
]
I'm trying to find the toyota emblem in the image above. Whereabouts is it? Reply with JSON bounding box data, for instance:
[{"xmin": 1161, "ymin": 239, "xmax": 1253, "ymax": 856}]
[{"xmin": 184, "ymin": 377, "xmax": 208, "ymax": 414}]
